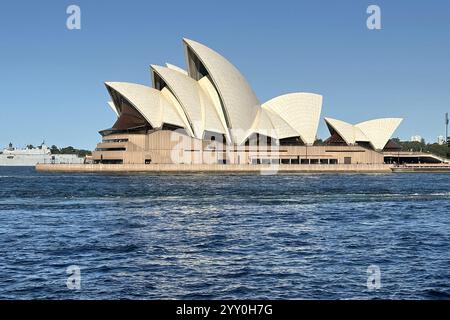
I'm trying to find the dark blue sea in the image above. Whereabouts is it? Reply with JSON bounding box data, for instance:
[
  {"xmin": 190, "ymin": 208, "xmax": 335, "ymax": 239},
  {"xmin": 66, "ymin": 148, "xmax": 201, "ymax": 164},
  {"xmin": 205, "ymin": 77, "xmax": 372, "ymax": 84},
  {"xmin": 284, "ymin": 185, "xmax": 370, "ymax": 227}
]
[{"xmin": 0, "ymin": 167, "xmax": 449, "ymax": 300}]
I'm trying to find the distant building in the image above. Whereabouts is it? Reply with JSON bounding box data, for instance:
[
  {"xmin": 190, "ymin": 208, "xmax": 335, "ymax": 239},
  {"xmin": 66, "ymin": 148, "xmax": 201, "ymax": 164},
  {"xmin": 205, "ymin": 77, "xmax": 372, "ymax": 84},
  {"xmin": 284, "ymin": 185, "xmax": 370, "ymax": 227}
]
[
  {"xmin": 410, "ymin": 135, "xmax": 422, "ymax": 143},
  {"xmin": 437, "ymin": 135, "xmax": 445, "ymax": 145}
]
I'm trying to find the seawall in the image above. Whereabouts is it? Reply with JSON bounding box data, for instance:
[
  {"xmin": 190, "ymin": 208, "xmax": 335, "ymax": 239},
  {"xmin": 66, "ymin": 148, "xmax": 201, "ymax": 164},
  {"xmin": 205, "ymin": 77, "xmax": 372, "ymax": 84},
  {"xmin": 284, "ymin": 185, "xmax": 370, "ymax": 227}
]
[
  {"xmin": 35, "ymin": 163, "xmax": 393, "ymax": 173},
  {"xmin": 392, "ymin": 164, "xmax": 450, "ymax": 173}
]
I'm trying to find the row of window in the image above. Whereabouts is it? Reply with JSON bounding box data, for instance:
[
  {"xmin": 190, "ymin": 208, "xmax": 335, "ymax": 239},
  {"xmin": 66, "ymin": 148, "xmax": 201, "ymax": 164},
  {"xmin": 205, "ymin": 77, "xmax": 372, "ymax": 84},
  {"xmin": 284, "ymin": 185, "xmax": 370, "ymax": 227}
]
[
  {"xmin": 250, "ymin": 158, "xmax": 339, "ymax": 165},
  {"xmin": 95, "ymin": 148, "xmax": 126, "ymax": 151},
  {"xmin": 94, "ymin": 159, "xmax": 123, "ymax": 164},
  {"xmin": 216, "ymin": 159, "xmax": 340, "ymax": 165},
  {"xmin": 102, "ymin": 138, "xmax": 129, "ymax": 143}
]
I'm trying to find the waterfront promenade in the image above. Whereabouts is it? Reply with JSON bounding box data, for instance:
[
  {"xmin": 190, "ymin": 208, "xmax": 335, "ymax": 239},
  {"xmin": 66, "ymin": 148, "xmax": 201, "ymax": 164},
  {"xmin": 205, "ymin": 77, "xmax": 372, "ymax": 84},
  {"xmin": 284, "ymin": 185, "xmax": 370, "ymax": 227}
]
[{"xmin": 36, "ymin": 163, "xmax": 393, "ymax": 173}]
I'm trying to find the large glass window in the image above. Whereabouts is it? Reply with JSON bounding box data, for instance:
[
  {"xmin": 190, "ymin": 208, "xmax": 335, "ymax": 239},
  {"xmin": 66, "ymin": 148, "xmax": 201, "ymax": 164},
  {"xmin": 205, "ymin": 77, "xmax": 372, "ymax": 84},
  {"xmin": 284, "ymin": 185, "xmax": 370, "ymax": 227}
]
[
  {"xmin": 279, "ymin": 137, "xmax": 304, "ymax": 146},
  {"xmin": 301, "ymin": 159, "xmax": 309, "ymax": 164},
  {"xmin": 153, "ymin": 73, "xmax": 167, "ymax": 90},
  {"xmin": 330, "ymin": 159, "xmax": 338, "ymax": 164}
]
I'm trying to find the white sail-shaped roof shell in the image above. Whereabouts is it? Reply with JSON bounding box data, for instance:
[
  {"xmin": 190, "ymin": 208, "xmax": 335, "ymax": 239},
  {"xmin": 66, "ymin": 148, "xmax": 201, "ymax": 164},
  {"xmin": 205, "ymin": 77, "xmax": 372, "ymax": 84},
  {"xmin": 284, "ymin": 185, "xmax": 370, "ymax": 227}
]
[
  {"xmin": 355, "ymin": 118, "xmax": 403, "ymax": 150},
  {"xmin": 183, "ymin": 38, "xmax": 260, "ymax": 145},
  {"xmin": 262, "ymin": 93, "xmax": 322, "ymax": 145},
  {"xmin": 264, "ymin": 108, "xmax": 300, "ymax": 139},
  {"xmin": 105, "ymin": 82, "xmax": 186, "ymax": 129},
  {"xmin": 324, "ymin": 117, "xmax": 369, "ymax": 145},
  {"xmin": 249, "ymin": 108, "xmax": 278, "ymax": 140},
  {"xmin": 103, "ymin": 39, "xmax": 403, "ymax": 152},
  {"xmin": 165, "ymin": 63, "xmax": 188, "ymax": 75},
  {"xmin": 151, "ymin": 65, "xmax": 227, "ymax": 138},
  {"xmin": 325, "ymin": 117, "xmax": 403, "ymax": 150}
]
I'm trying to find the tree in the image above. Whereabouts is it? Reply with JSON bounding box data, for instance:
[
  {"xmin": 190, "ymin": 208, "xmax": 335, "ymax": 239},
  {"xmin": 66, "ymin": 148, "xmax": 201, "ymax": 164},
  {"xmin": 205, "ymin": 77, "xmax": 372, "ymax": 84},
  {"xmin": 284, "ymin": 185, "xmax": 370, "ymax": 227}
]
[
  {"xmin": 76, "ymin": 149, "xmax": 92, "ymax": 157},
  {"xmin": 48, "ymin": 145, "xmax": 92, "ymax": 157},
  {"xmin": 396, "ymin": 139, "xmax": 449, "ymax": 159},
  {"xmin": 314, "ymin": 139, "xmax": 325, "ymax": 146},
  {"xmin": 60, "ymin": 146, "xmax": 76, "ymax": 154},
  {"xmin": 50, "ymin": 145, "xmax": 60, "ymax": 154}
]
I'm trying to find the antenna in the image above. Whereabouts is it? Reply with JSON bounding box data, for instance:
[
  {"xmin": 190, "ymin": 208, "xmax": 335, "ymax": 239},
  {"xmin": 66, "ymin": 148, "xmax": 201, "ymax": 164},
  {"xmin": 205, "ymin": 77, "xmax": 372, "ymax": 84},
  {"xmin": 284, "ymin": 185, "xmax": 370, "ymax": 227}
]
[{"xmin": 445, "ymin": 113, "xmax": 449, "ymax": 144}]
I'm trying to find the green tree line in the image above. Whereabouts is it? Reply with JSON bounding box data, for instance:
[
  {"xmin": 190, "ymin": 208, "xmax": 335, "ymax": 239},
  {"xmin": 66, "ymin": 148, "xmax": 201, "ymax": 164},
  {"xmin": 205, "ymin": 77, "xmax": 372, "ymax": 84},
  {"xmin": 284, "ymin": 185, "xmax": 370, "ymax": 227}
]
[
  {"xmin": 50, "ymin": 145, "xmax": 92, "ymax": 157},
  {"xmin": 392, "ymin": 138, "xmax": 450, "ymax": 159}
]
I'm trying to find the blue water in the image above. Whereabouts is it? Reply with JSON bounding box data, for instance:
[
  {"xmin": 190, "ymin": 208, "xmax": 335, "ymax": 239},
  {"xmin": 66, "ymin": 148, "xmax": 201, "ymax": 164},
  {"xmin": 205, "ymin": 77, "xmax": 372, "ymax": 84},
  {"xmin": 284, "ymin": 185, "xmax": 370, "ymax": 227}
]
[{"xmin": 0, "ymin": 167, "xmax": 449, "ymax": 299}]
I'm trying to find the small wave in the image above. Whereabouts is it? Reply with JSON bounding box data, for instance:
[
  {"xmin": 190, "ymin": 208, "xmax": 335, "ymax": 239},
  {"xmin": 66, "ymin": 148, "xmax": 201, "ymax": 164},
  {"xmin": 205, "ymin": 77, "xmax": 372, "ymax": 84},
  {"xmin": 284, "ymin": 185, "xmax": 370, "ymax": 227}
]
[{"xmin": 424, "ymin": 289, "xmax": 450, "ymax": 299}]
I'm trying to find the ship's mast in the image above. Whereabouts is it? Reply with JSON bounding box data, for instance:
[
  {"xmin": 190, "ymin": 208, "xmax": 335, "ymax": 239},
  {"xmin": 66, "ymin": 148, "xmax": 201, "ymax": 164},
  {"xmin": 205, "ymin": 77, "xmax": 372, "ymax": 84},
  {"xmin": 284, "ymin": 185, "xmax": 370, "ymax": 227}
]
[{"xmin": 446, "ymin": 113, "xmax": 449, "ymax": 144}]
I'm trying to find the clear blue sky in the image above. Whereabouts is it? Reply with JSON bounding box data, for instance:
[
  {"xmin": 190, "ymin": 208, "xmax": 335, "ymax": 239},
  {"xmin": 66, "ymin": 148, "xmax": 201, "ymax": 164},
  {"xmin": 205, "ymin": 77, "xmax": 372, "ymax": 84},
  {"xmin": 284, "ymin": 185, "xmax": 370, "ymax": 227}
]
[{"xmin": 1, "ymin": 0, "xmax": 449, "ymax": 149}]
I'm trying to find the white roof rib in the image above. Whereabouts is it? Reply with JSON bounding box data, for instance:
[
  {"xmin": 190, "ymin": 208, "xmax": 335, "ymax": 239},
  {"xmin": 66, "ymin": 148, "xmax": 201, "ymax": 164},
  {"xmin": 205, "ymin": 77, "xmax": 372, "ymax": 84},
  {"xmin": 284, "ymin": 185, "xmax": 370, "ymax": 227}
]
[
  {"xmin": 355, "ymin": 118, "xmax": 403, "ymax": 150},
  {"xmin": 104, "ymin": 82, "xmax": 186, "ymax": 129},
  {"xmin": 264, "ymin": 108, "xmax": 300, "ymax": 139},
  {"xmin": 243, "ymin": 107, "xmax": 300, "ymax": 142},
  {"xmin": 324, "ymin": 117, "xmax": 369, "ymax": 145},
  {"xmin": 151, "ymin": 65, "xmax": 227, "ymax": 138},
  {"xmin": 151, "ymin": 65, "xmax": 202, "ymax": 137},
  {"xmin": 107, "ymin": 101, "xmax": 119, "ymax": 117},
  {"xmin": 250, "ymin": 108, "xmax": 278, "ymax": 140},
  {"xmin": 262, "ymin": 93, "xmax": 322, "ymax": 145},
  {"xmin": 183, "ymin": 38, "xmax": 260, "ymax": 145},
  {"xmin": 159, "ymin": 87, "xmax": 192, "ymax": 132},
  {"xmin": 165, "ymin": 63, "xmax": 188, "ymax": 75},
  {"xmin": 198, "ymin": 76, "xmax": 231, "ymax": 142}
]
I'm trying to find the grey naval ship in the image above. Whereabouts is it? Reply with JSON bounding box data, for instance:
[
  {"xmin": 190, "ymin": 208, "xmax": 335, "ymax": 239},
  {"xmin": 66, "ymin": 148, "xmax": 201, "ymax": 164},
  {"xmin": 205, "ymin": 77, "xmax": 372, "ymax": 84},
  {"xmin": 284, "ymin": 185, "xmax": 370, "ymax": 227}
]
[{"xmin": 0, "ymin": 143, "xmax": 84, "ymax": 166}]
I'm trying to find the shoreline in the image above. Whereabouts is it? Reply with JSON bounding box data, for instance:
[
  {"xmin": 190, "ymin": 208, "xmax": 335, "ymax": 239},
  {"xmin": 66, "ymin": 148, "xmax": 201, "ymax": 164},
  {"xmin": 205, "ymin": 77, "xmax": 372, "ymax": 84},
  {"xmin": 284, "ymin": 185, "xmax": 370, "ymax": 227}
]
[
  {"xmin": 391, "ymin": 165, "xmax": 450, "ymax": 173},
  {"xmin": 35, "ymin": 163, "xmax": 394, "ymax": 174}
]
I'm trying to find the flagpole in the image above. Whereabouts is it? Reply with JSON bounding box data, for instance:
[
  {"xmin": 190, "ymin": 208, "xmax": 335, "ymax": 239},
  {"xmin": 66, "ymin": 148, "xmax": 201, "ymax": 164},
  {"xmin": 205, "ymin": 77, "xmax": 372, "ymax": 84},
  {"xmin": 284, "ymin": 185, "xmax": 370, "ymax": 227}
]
[{"xmin": 446, "ymin": 112, "xmax": 449, "ymax": 144}]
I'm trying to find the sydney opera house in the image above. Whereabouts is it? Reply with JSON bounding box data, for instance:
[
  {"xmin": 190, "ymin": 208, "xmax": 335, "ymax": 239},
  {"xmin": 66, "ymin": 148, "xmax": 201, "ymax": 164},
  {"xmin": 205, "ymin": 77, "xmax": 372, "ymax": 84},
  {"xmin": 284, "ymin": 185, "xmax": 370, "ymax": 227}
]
[{"xmin": 92, "ymin": 38, "xmax": 403, "ymax": 166}]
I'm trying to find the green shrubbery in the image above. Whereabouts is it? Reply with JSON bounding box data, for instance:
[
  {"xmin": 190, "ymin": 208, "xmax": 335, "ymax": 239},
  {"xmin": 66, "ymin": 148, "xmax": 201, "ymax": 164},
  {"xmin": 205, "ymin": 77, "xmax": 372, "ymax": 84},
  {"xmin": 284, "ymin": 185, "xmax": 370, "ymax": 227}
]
[{"xmin": 50, "ymin": 145, "xmax": 91, "ymax": 157}]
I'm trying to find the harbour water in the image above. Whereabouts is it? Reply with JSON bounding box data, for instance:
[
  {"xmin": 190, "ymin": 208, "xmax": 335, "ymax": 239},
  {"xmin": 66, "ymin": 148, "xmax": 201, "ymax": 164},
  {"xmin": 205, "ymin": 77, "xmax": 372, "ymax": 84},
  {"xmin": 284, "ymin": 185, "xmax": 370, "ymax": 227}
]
[{"xmin": 0, "ymin": 167, "xmax": 449, "ymax": 299}]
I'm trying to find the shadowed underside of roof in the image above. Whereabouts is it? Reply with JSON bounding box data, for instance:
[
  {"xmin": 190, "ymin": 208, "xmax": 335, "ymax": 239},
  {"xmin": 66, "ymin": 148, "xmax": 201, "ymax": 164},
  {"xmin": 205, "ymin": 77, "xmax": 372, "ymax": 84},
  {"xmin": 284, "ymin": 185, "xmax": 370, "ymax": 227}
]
[
  {"xmin": 107, "ymin": 101, "xmax": 119, "ymax": 117},
  {"xmin": 324, "ymin": 118, "xmax": 368, "ymax": 145},
  {"xmin": 104, "ymin": 82, "xmax": 186, "ymax": 130}
]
